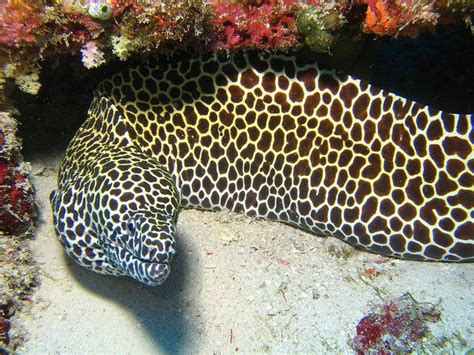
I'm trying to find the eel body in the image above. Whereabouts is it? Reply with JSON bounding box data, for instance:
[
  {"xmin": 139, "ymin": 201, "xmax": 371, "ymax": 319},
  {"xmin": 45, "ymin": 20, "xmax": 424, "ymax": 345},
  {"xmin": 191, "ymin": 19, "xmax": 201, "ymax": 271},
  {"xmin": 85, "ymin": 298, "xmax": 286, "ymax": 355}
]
[{"xmin": 51, "ymin": 53, "xmax": 474, "ymax": 285}]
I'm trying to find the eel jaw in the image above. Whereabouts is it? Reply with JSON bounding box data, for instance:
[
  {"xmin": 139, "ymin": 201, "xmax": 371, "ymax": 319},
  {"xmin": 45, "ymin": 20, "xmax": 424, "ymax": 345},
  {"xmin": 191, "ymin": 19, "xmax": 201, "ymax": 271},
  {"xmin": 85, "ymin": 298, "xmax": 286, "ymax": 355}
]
[
  {"xmin": 103, "ymin": 241, "xmax": 172, "ymax": 286},
  {"xmin": 134, "ymin": 260, "xmax": 171, "ymax": 286}
]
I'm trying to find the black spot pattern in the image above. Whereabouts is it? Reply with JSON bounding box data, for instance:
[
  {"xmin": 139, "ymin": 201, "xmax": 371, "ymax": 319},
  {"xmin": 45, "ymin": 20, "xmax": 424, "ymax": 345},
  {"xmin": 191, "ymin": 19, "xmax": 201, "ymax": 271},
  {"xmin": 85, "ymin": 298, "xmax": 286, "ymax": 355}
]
[{"xmin": 52, "ymin": 52, "xmax": 474, "ymax": 288}]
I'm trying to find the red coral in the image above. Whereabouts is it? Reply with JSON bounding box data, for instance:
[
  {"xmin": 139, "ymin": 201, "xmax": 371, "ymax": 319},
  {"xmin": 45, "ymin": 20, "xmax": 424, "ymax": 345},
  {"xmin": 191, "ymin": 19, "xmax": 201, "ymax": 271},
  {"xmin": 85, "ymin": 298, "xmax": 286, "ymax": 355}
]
[
  {"xmin": 211, "ymin": 0, "xmax": 301, "ymax": 51},
  {"xmin": 354, "ymin": 313, "xmax": 390, "ymax": 349},
  {"xmin": 0, "ymin": 156, "xmax": 34, "ymax": 234},
  {"xmin": 0, "ymin": 159, "xmax": 8, "ymax": 184},
  {"xmin": 109, "ymin": 0, "xmax": 143, "ymax": 16},
  {"xmin": 351, "ymin": 294, "xmax": 441, "ymax": 354},
  {"xmin": 0, "ymin": 316, "xmax": 11, "ymax": 347}
]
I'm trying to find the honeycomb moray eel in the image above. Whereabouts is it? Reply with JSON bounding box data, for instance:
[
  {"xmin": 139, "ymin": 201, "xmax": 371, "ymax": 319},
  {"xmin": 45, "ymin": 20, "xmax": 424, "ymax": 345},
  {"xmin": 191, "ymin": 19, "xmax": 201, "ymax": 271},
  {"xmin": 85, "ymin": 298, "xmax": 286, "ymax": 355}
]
[{"xmin": 51, "ymin": 52, "xmax": 474, "ymax": 286}]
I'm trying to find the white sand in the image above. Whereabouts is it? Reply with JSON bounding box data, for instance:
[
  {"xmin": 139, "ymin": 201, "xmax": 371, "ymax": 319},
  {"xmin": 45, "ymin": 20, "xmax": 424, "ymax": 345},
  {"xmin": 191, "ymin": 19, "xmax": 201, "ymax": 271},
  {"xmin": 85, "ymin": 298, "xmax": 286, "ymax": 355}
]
[{"xmin": 18, "ymin": 155, "xmax": 473, "ymax": 353}]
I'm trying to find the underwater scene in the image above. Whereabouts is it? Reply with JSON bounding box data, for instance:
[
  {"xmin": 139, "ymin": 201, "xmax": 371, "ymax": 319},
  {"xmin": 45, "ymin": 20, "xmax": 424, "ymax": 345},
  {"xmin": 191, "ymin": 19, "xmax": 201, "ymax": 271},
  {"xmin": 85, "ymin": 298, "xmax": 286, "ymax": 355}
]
[{"xmin": 0, "ymin": 0, "xmax": 473, "ymax": 353}]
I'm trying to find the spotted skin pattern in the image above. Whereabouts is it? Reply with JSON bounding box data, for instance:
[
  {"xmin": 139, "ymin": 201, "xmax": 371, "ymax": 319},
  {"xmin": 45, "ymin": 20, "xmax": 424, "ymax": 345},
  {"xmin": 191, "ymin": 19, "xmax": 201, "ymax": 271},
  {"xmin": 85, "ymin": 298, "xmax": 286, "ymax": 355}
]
[{"xmin": 51, "ymin": 52, "xmax": 474, "ymax": 285}]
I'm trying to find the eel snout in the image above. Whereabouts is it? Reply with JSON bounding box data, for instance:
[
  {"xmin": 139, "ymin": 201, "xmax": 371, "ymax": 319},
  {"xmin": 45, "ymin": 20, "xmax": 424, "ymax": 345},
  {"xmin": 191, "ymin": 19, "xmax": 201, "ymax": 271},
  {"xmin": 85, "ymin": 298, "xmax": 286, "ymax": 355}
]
[{"xmin": 104, "ymin": 239, "xmax": 173, "ymax": 286}]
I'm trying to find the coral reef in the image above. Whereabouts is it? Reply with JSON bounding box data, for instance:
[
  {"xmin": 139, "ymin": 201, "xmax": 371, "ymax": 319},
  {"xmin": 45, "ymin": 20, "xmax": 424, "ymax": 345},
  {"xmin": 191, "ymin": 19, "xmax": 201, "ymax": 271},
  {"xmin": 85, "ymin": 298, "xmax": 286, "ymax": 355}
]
[
  {"xmin": 355, "ymin": 0, "xmax": 473, "ymax": 37},
  {"xmin": 355, "ymin": 0, "xmax": 437, "ymax": 37},
  {"xmin": 351, "ymin": 293, "xmax": 441, "ymax": 353},
  {"xmin": 0, "ymin": 0, "xmax": 214, "ymax": 95},
  {"xmin": 87, "ymin": 1, "xmax": 113, "ymax": 21},
  {"xmin": 0, "ymin": 111, "xmax": 37, "ymax": 353},
  {"xmin": 109, "ymin": 0, "xmax": 213, "ymax": 58},
  {"xmin": 296, "ymin": 2, "xmax": 347, "ymax": 53},
  {"xmin": 0, "ymin": 0, "xmax": 470, "ymax": 95},
  {"xmin": 0, "ymin": 111, "xmax": 35, "ymax": 234},
  {"xmin": 210, "ymin": 0, "xmax": 300, "ymax": 51},
  {"xmin": 0, "ymin": 229, "xmax": 39, "ymax": 353},
  {"xmin": 0, "ymin": 1, "xmax": 43, "ymax": 47}
]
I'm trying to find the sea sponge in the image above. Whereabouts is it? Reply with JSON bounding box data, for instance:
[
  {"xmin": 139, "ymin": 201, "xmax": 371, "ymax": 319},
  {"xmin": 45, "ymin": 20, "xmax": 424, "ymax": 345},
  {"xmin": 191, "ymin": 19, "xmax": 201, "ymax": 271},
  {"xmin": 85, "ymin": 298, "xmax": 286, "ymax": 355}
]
[
  {"xmin": 2, "ymin": 64, "xmax": 41, "ymax": 95},
  {"xmin": 81, "ymin": 40, "xmax": 106, "ymax": 69},
  {"xmin": 14, "ymin": 71, "xmax": 41, "ymax": 96},
  {"xmin": 87, "ymin": 1, "xmax": 113, "ymax": 21},
  {"xmin": 297, "ymin": 3, "xmax": 346, "ymax": 53},
  {"xmin": 351, "ymin": 293, "xmax": 441, "ymax": 353}
]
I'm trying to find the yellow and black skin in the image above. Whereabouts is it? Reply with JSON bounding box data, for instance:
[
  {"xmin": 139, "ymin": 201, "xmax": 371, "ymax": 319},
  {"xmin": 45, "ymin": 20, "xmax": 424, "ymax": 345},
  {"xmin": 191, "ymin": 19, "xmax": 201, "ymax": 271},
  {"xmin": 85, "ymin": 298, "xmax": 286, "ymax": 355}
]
[{"xmin": 51, "ymin": 52, "xmax": 474, "ymax": 286}]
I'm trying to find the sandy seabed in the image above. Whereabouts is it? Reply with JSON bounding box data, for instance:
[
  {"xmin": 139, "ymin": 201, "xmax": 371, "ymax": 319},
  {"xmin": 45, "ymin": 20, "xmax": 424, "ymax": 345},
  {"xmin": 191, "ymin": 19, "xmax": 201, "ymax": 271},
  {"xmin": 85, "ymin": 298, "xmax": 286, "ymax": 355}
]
[{"xmin": 16, "ymin": 154, "xmax": 473, "ymax": 354}]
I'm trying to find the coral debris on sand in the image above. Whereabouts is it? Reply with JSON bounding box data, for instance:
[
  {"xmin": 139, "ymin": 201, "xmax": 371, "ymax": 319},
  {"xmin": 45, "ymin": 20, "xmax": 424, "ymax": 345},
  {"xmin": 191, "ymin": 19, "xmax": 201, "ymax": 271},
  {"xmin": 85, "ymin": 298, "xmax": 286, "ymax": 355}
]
[
  {"xmin": 351, "ymin": 293, "xmax": 441, "ymax": 354},
  {"xmin": 0, "ymin": 111, "xmax": 35, "ymax": 235},
  {"xmin": 0, "ymin": 234, "xmax": 38, "ymax": 354},
  {"xmin": 0, "ymin": 110, "xmax": 37, "ymax": 354}
]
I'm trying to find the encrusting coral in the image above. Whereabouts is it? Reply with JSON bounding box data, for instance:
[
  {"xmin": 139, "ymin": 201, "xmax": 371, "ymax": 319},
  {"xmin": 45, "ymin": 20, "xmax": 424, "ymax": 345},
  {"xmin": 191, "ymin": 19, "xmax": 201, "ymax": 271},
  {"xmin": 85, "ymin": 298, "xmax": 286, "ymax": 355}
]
[
  {"xmin": 0, "ymin": 233, "xmax": 39, "ymax": 353},
  {"xmin": 296, "ymin": 2, "xmax": 347, "ymax": 53},
  {"xmin": 0, "ymin": 0, "xmax": 470, "ymax": 95},
  {"xmin": 355, "ymin": 0, "xmax": 439, "ymax": 37},
  {"xmin": 0, "ymin": 0, "xmax": 215, "ymax": 94},
  {"xmin": 0, "ymin": 111, "xmax": 35, "ymax": 235},
  {"xmin": 0, "ymin": 110, "xmax": 37, "ymax": 353},
  {"xmin": 211, "ymin": 0, "xmax": 300, "ymax": 50}
]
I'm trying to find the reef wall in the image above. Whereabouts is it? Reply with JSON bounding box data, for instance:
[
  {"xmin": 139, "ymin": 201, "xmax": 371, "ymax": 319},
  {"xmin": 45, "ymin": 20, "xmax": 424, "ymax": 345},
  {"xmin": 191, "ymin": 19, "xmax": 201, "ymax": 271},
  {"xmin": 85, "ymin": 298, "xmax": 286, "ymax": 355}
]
[
  {"xmin": 0, "ymin": 0, "xmax": 472, "ymax": 97},
  {"xmin": 0, "ymin": 110, "xmax": 36, "ymax": 354}
]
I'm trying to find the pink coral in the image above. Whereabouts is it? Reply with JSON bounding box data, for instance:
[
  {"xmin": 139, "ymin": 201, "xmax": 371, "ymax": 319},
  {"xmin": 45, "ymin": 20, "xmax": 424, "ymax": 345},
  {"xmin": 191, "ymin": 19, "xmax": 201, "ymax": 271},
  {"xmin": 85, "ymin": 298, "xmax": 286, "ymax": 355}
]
[
  {"xmin": 80, "ymin": 40, "xmax": 106, "ymax": 69},
  {"xmin": 0, "ymin": 0, "xmax": 43, "ymax": 46}
]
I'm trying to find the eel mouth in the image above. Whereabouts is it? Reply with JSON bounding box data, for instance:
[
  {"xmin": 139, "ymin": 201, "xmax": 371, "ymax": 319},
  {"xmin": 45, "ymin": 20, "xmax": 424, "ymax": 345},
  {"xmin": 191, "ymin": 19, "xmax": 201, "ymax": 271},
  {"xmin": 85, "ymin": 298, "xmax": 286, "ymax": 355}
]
[
  {"xmin": 103, "ymin": 241, "xmax": 172, "ymax": 286},
  {"xmin": 135, "ymin": 259, "xmax": 171, "ymax": 286}
]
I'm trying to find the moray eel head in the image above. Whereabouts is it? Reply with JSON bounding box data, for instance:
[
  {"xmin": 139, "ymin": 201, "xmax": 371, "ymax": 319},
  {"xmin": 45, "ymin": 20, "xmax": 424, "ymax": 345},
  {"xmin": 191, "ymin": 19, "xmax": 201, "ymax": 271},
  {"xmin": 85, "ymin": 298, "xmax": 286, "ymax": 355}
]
[
  {"xmin": 104, "ymin": 210, "xmax": 176, "ymax": 286},
  {"xmin": 51, "ymin": 148, "xmax": 180, "ymax": 286}
]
